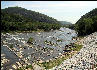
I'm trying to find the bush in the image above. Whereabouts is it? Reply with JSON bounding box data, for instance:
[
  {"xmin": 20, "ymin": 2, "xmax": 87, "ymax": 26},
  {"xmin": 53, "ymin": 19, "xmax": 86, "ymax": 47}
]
[
  {"xmin": 40, "ymin": 56, "xmax": 70, "ymax": 69},
  {"xmin": 71, "ymin": 43, "xmax": 83, "ymax": 51},
  {"xmin": 27, "ymin": 37, "xmax": 34, "ymax": 44},
  {"xmin": 9, "ymin": 44, "xmax": 13, "ymax": 48},
  {"xmin": 57, "ymin": 39, "xmax": 62, "ymax": 42},
  {"xmin": 26, "ymin": 65, "xmax": 33, "ymax": 69}
]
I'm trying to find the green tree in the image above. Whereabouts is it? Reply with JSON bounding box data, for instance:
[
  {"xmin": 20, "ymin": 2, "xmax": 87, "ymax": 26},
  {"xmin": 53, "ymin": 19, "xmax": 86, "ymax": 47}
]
[{"xmin": 75, "ymin": 8, "xmax": 97, "ymax": 36}]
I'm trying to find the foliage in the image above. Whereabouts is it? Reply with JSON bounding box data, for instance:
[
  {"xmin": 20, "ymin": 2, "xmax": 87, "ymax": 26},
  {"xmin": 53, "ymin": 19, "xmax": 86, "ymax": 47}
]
[
  {"xmin": 57, "ymin": 39, "xmax": 62, "ymax": 42},
  {"xmin": 75, "ymin": 8, "xmax": 97, "ymax": 36},
  {"xmin": 1, "ymin": 7, "xmax": 62, "ymax": 32},
  {"xmin": 65, "ymin": 24, "xmax": 75, "ymax": 30},
  {"xmin": 26, "ymin": 65, "xmax": 33, "ymax": 69},
  {"xmin": 27, "ymin": 37, "xmax": 34, "ymax": 44},
  {"xmin": 41, "ymin": 56, "xmax": 69, "ymax": 69},
  {"xmin": 40, "ymin": 43, "xmax": 82, "ymax": 69},
  {"xmin": 59, "ymin": 21, "xmax": 72, "ymax": 25},
  {"xmin": 71, "ymin": 44, "xmax": 83, "ymax": 51},
  {"xmin": 59, "ymin": 21, "xmax": 75, "ymax": 29},
  {"xmin": 9, "ymin": 44, "xmax": 13, "ymax": 48}
]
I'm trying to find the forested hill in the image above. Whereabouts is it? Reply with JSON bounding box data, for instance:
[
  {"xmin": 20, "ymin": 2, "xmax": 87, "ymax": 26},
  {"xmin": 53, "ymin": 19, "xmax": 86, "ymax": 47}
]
[
  {"xmin": 59, "ymin": 21, "xmax": 72, "ymax": 25},
  {"xmin": 75, "ymin": 8, "xmax": 97, "ymax": 36},
  {"xmin": 1, "ymin": 7, "xmax": 61, "ymax": 32},
  {"xmin": 1, "ymin": 7, "xmax": 59, "ymax": 24},
  {"xmin": 59, "ymin": 21, "xmax": 74, "ymax": 29}
]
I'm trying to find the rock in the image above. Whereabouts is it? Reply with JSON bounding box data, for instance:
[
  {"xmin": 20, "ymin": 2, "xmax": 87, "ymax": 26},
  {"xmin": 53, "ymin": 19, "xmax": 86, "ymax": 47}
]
[
  {"xmin": 39, "ymin": 60, "xmax": 43, "ymax": 63},
  {"xmin": 52, "ymin": 32, "xmax": 97, "ymax": 70},
  {"xmin": 12, "ymin": 64, "xmax": 17, "ymax": 69},
  {"xmin": 46, "ymin": 60, "xmax": 49, "ymax": 62},
  {"xmin": 3, "ymin": 41, "xmax": 7, "ymax": 44}
]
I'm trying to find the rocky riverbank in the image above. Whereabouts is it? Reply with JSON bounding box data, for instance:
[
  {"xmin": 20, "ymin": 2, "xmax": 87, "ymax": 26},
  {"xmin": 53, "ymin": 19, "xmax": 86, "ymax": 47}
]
[
  {"xmin": 1, "ymin": 27, "xmax": 77, "ymax": 70},
  {"xmin": 51, "ymin": 32, "xmax": 97, "ymax": 70},
  {"xmin": 1, "ymin": 28, "xmax": 97, "ymax": 70}
]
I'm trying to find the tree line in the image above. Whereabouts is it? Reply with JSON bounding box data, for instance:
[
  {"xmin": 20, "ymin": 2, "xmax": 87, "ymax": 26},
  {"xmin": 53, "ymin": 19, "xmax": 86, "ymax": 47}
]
[
  {"xmin": 1, "ymin": 7, "xmax": 62, "ymax": 32},
  {"xmin": 75, "ymin": 8, "xmax": 97, "ymax": 36}
]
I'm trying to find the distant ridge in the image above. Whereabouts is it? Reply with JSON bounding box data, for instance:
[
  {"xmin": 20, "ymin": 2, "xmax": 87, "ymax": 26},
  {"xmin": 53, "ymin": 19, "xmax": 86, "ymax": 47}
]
[{"xmin": 59, "ymin": 21, "xmax": 72, "ymax": 25}]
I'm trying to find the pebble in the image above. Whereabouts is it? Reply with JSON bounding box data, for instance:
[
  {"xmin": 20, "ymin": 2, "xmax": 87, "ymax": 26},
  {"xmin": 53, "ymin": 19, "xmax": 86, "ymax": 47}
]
[{"xmin": 52, "ymin": 32, "xmax": 97, "ymax": 70}]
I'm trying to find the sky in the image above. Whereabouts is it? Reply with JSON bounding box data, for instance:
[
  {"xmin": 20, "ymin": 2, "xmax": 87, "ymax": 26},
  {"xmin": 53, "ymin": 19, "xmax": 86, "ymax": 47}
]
[{"xmin": 1, "ymin": 1, "xmax": 97, "ymax": 24}]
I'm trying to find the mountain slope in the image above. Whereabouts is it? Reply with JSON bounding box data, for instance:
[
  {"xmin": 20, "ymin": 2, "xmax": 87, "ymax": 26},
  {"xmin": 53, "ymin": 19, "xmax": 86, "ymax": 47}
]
[
  {"xmin": 1, "ymin": 7, "xmax": 59, "ymax": 24},
  {"xmin": 59, "ymin": 21, "xmax": 72, "ymax": 25},
  {"xmin": 59, "ymin": 21, "xmax": 75, "ymax": 29},
  {"xmin": 1, "ymin": 7, "xmax": 61, "ymax": 32},
  {"xmin": 75, "ymin": 8, "xmax": 97, "ymax": 36}
]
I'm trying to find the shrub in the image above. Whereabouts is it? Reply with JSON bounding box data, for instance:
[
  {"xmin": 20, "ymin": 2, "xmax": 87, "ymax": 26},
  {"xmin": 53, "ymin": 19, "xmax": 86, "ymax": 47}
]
[
  {"xmin": 27, "ymin": 37, "xmax": 34, "ymax": 44},
  {"xmin": 9, "ymin": 44, "xmax": 13, "ymax": 48}
]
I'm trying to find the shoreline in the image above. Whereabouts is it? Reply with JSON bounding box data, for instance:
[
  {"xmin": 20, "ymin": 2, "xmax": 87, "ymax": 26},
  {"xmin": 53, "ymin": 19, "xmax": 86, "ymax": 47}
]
[{"xmin": 52, "ymin": 32, "xmax": 97, "ymax": 70}]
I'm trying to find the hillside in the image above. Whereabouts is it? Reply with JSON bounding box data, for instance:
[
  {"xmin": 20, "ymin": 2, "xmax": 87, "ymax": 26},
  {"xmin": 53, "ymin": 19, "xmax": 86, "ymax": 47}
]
[
  {"xmin": 59, "ymin": 21, "xmax": 72, "ymax": 25},
  {"xmin": 75, "ymin": 8, "xmax": 97, "ymax": 36},
  {"xmin": 59, "ymin": 21, "xmax": 75, "ymax": 30},
  {"xmin": 1, "ymin": 7, "xmax": 59, "ymax": 24},
  {"xmin": 1, "ymin": 7, "xmax": 61, "ymax": 32}
]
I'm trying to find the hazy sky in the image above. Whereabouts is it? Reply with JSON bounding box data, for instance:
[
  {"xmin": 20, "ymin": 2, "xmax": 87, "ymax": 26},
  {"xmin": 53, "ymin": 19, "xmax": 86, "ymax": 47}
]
[{"xmin": 1, "ymin": 1, "xmax": 97, "ymax": 24}]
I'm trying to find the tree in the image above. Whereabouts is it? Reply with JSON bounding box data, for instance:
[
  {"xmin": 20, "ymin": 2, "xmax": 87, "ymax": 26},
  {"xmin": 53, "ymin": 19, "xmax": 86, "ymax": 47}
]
[
  {"xmin": 75, "ymin": 8, "xmax": 97, "ymax": 36},
  {"xmin": 1, "ymin": 7, "xmax": 62, "ymax": 32}
]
